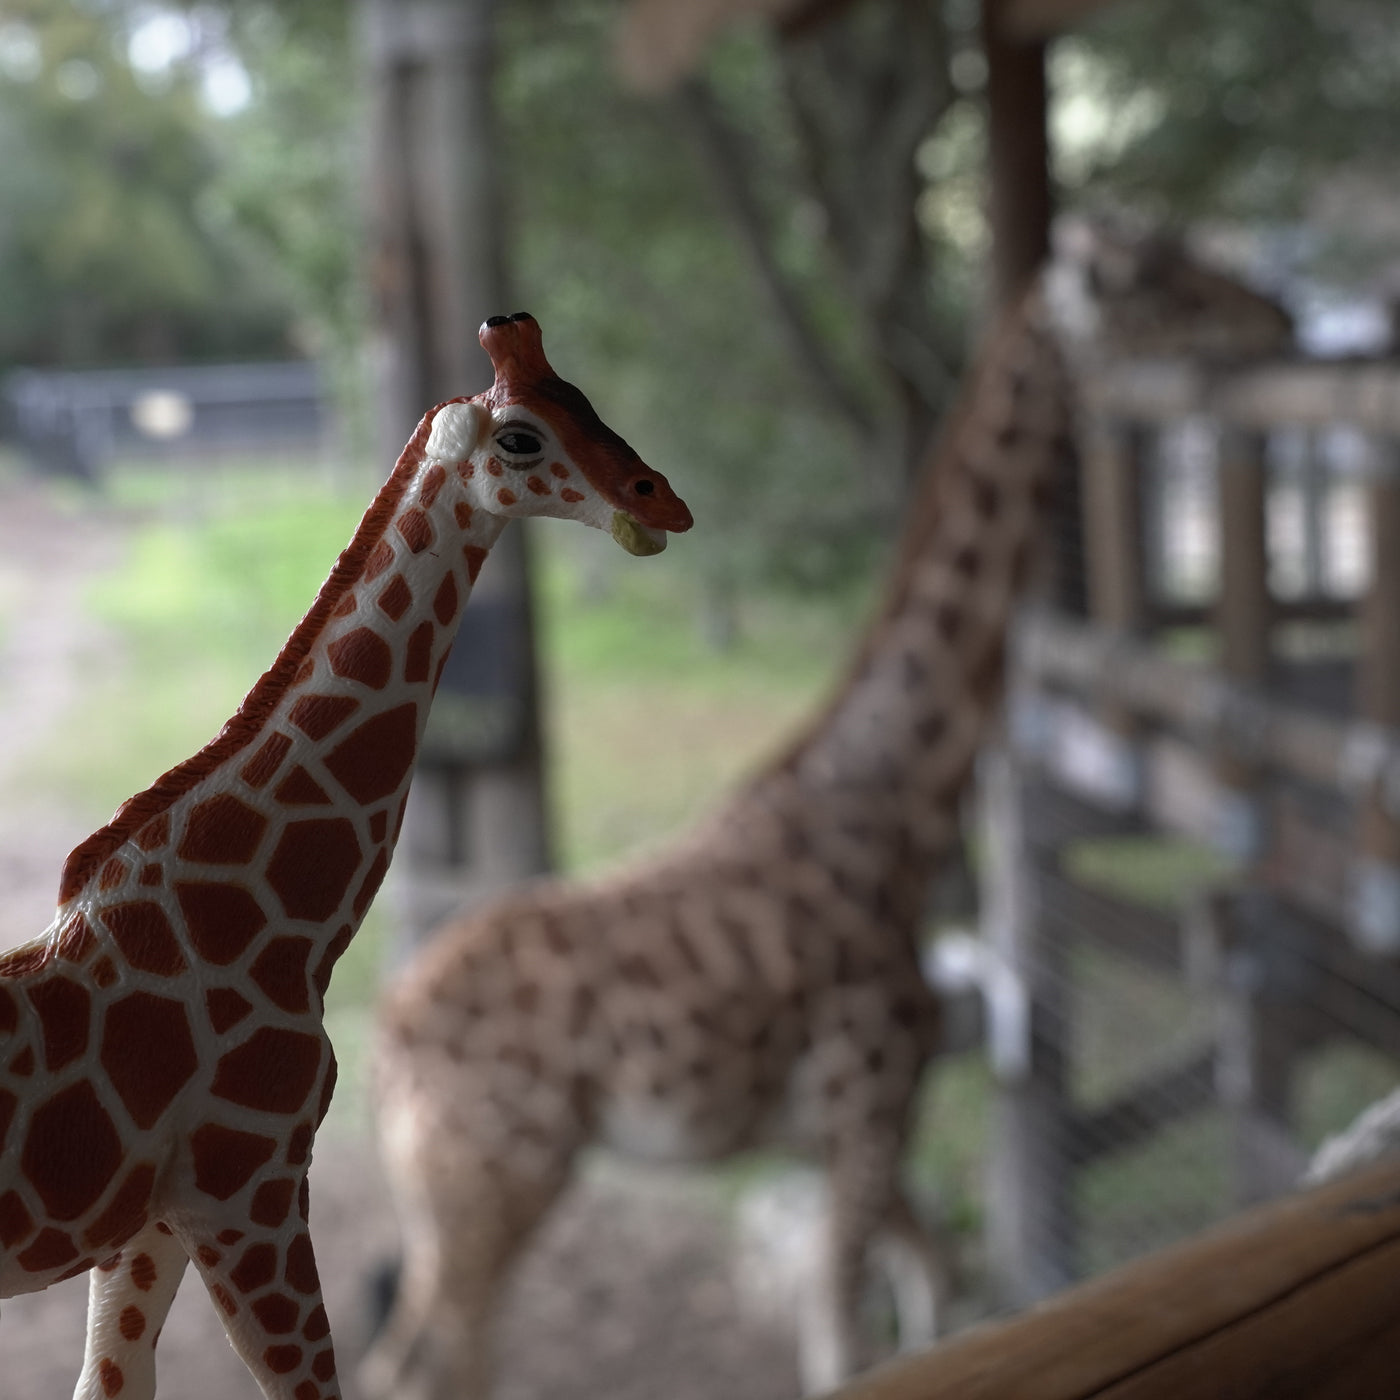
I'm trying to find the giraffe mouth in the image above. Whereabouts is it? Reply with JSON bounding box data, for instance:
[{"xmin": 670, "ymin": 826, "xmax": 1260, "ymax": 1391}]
[{"xmin": 610, "ymin": 511, "xmax": 668, "ymax": 557}]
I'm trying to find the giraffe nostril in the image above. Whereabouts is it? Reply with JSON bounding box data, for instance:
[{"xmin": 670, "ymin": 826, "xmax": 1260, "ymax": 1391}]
[{"xmin": 634, "ymin": 479, "xmax": 655, "ymax": 496}]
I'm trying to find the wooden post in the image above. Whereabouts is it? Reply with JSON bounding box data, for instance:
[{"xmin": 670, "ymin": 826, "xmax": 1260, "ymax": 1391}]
[
  {"xmin": 1216, "ymin": 428, "xmax": 1272, "ymax": 690},
  {"xmin": 361, "ymin": 0, "xmax": 552, "ymax": 946},
  {"xmin": 982, "ymin": 749, "xmax": 1078, "ymax": 1303},
  {"xmin": 1352, "ymin": 438, "xmax": 1400, "ymax": 952},
  {"xmin": 982, "ymin": 0, "xmax": 1052, "ymax": 314},
  {"xmin": 1080, "ymin": 420, "xmax": 1149, "ymax": 635}
]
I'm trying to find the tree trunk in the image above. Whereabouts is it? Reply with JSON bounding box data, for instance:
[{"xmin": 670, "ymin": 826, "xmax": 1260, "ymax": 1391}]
[{"xmin": 361, "ymin": 0, "xmax": 552, "ymax": 950}]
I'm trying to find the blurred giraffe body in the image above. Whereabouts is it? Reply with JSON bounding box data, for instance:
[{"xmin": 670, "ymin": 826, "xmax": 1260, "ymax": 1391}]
[
  {"xmin": 364, "ymin": 229, "xmax": 1292, "ymax": 1400},
  {"xmin": 0, "ymin": 314, "xmax": 691, "ymax": 1400}
]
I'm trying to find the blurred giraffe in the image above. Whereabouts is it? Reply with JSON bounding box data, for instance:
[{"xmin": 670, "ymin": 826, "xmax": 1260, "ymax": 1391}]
[{"xmin": 364, "ymin": 228, "xmax": 1292, "ymax": 1399}]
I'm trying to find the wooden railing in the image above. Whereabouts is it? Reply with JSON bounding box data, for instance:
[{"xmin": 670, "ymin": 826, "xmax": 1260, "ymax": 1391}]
[{"xmin": 823, "ymin": 1155, "xmax": 1400, "ymax": 1400}]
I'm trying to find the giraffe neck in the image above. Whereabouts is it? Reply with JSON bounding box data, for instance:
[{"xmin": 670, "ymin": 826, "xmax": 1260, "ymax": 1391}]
[
  {"xmin": 742, "ymin": 285, "xmax": 1072, "ymax": 901},
  {"xmin": 54, "ymin": 402, "xmax": 503, "ymax": 983}
]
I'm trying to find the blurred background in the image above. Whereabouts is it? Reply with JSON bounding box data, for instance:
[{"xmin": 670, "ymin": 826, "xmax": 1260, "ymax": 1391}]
[{"xmin": 2, "ymin": 1, "xmax": 1400, "ymax": 1396}]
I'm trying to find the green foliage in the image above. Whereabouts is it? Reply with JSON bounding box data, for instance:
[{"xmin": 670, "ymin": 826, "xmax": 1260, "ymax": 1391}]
[
  {"xmin": 1065, "ymin": 0, "xmax": 1400, "ymax": 226},
  {"xmin": 0, "ymin": 0, "xmax": 292, "ymax": 368}
]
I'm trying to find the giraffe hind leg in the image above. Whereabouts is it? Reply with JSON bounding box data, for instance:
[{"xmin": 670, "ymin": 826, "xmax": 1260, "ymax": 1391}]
[
  {"xmin": 74, "ymin": 1221, "xmax": 190, "ymax": 1400},
  {"xmin": 360, "ymin": 1147, "xmax": 569, "ymax": 1400},
  {"xmin": 175, "ymin": 1176, "xmax": 341, "ymax": 1400}
]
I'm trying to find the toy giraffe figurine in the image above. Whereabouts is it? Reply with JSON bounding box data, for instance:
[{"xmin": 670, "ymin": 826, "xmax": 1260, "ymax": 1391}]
[
  {"xmin": 363, "ymin": 231, "xmax": 1293, "ymax": 1400},
  {"xmin": 0, "ymin": 312, "xmax": 692, "ymax": 1400}
]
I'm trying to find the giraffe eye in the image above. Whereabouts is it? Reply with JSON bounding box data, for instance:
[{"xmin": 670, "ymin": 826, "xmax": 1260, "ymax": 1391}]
[{"xmin": 495, "ymin": 431, "xmax": 542, "ymax": 458}]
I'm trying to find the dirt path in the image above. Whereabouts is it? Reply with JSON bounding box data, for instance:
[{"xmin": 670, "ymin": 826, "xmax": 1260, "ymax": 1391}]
[{"xmin": 0, "ymin": 478, "xmax": 800, "ymax": 1400}]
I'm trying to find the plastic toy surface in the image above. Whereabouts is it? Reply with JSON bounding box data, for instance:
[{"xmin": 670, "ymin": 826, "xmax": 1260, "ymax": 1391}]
[{"xmin": 0, "ymin": 313, "xmax": 690, "ymax": 1400}]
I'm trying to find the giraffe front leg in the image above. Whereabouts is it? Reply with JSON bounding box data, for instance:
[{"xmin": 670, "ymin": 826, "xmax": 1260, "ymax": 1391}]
[
  {"xmin": 177, "ymin": 1182, "xmax": 340, "ymax": 1400},
  {"xmin": 75, "ymin": 1222, "xmax": 190, "ymax": 1400}
]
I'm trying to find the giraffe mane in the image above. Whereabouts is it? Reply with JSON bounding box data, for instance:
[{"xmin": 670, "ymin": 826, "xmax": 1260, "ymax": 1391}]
[{"xmin": 55, "ymin": 401, "xmax": 461, "ymax": 909}]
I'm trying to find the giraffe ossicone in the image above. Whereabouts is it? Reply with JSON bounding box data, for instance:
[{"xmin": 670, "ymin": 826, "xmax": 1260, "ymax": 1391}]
[{"xmin": 0, "ymin": 312, "xmax": 690, "ymax": 1400}]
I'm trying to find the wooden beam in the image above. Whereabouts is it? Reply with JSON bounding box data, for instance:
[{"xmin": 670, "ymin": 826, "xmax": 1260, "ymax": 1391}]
[
  {"xmin": 982, "ymin": 0, "xmax": 1053, "ymax": 312},
  {"xmin": 820, "ymin": 1156, "xmax": 1400, "ymax": 1400},
  {"xmin": 1003, "ymin": 0, "xmax": 1126, "ymax": 40}
]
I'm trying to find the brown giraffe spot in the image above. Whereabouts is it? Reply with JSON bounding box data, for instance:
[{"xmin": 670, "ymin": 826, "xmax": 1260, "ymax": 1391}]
[
  {"xmin": 293, "ymin": 658, "xmax": 315, "ymax": 685},
  {"xmin": 525, "ymin": 475, "xmax": 551, "ymax": 496},
  {"xmin": 18, "ymin": 1227, "xmax": 79, "ymax": 1271},
  {"xmin": 98, "ymin": 1357, "xmax": 124, "ymax": 1396},
  {"xmin": 326, "ymin": 627, "xmax": 392, "ymax": 690},
  {"xmin": 97, "ymin": 1253, "xmax": 122, "ymax": 1272},
  {"xmin": 248, "ymin": 937, "xmax": 314, "ymax": 1014},
  {"xmin": 251, "ymin": 1178, "xmax": 296, "ymax": 1228},
  {"xmin": 176, "ymin": 882, "xmax": 267, "ymax": 965},
  {"xmin": 496, "ymin": 487, "xmax": 518, "ymax": 506},
  {"xmin": 28, "ymin": 975, "xmax": 90, "ymax": 1070},
  {"xmin": 197, "ymin": 1244, "xmax": 221, "ymax": 1267},
  {"xmin": 302, "ymin": 1304, "xmax": 330, "ymax": 1341},
  {"xmin": 134, "ymin": 814, "xmax": 169, "ymax": 851},
  {"xmin": 92, "ymin": 956, "xmax": 118, "ymax": 989},
  {"xmin": 119, "ymin": 1305, "xmax": 146, "ymax": 1340},
  {"xmin": 377, "ymin": 574, "xmax": 412, "ymax": 620},
  {"xmin": 0, "ymin": 1189, "xmax": 32, "ymax": 1247},
  {"xmin": 312, "ymin": 1347, "xmax": 336, "ymax": 1381},
  {"xmin": 102, "ymin": 993, "xmax": 198, "ymax": 1129},
  {"xmin": 10, "ymin": 1046, "xmax": 35, "ymax": 1075},
  {"xmin": 363, "ymin": 538, "xmax": 394, "ymax": 581},
  {"xmin": 100, "ymin": 902, "xmax": 187, "ymax": 977},
  {"xmin": 99, "ymin": 859, "xmax": 127, "ymax": 892},
  {"xmin": 486, "ymin": 456, "xmax": 503, "ymax": 476},
  {"xmin": 274, "ymin": 767, "xmax": 333, "ymax": 806},
  {"xmin": 419, "ymin": 462, "xmax": 447, "ymax": 508},
  {"xmin": 289, "ymin": 694, "xmax": 360, "ymax": 741},
  {"xmin": 560, "ymin": 488, "xmax": 585, "ymax": 503},
  {"xmin": 190, "ymin": 1123, "xmax": 278, "ymax": 1200},
  {"xmin": 464, "ymin": 544, "xmax": 487, "ymax": 581},
  {"xmin": 266, "ymin": 1345, "xmax": 305, "ymax": 1376},
  {"xmin": 139, "ymin": 865, "xmax": 162, "ymax": 887},
  {"xmin": 266, "ymin": 819, "xmax": 362, "ymax": 922},
  {"xmin": 454, "ymin": 501, "xmax": 473, "ymax": 528},
  {"xmin": 312, "ymin": 926, "xmax": 353, "ymax": 998},
  {"xmin": 57, "ymin": 1253, "xmax": 97, "ymax": 1281},
  {"xmin": 253, "ymin": 1292, "xmax": 301, "ymax": 1333},
  {"xmin": 368, "ymin": 810, "xmax": 388, "ymax": 843},
  {"xmin": 315, "ymin": 1052, "xmax": 338, "ymax": 1125},
  {"xmin": 0, "ymin": 942, "xmax": 50, "ymax": 978},
  {"xmin": 0, "ymin": 984, "xmax": 15, "ymax": 1032},
  {"xmin": 56, "ymin": 912, "xmax": 96, "ymax": 963},
  {"xmin": 231, "ymin": 1242, "xmax": 278, "ymax": 1293},
  {"xmin": 324, "ymin": 704, "xmax": 418, "ymax": 805},
  {"xmin": 212, "ymin": 1283, "xmax": 238, "ymax": 1315},
  {"xmin": 240, "ymin": 733, "xmax": 293, "ymax": 790},
  {"xmin": 129, "ymin": 1252, "xmax": 158, "ymax": 1289},
  {"xmin": 396, "ymin": 507, "xmax": 434, "ymax": 553},
  {"xmin": 0, "ymin": 1085, "xmax": 14, "ymax": 1143},
  {"xmin": 331, "ymin": 592, "xmax": 357, "ymax": 619},
  {"xmin": 218, "ymin": 1228, "xmax": 245, "ymax": 1245},
  {"xmin": 404, "ymin": 621, "xmax": 434, "ymax": 684},
  {"xmin": 353, "ymin": 849, "xmax": 390, "ymax": 919},
  {"xmin": 550, "ymin": 461, "xmax": 570, "ymax": 479},
  {"xmin": 211, "ymin": 1028, "xmax": 323, "ymax": 1115},
  {"xmin": 178, "ymin": 794, "xmax": 268, "ymax": 865},
  {"xmin": 457, "ymin": 460, "xmax": 475, "ymax": 481},
  {"xmin": 433, "ymin": 570, "xmax": 459, "ymax": 625},
  {"xmin": 284, "ymin": 1232, "xmax": 320, "ymax": 1294},
  {"xmin": 83, "ymin": 1161, "xmax": 156, "ymax": 1249},
  {"xmin": 154, "ymin": 1223, "xmax": 173, "ymax": 1235},
  {"xmin": 295, "ymin": 1382, "xmax": 320, "ymax": 1400},
  {"xmin": 288, "ymin": 1124, "xmax": 314, "ymax": 1167}
]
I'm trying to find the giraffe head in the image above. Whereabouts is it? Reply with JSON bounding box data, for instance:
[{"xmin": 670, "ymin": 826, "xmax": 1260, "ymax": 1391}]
[
  {"xmin": 1046, "ymin": 217, "xmax": 1293, "ymax": 360},
  {"xmin": 424, "ymin": 312, "xmax": 693, "ymax": 556}
]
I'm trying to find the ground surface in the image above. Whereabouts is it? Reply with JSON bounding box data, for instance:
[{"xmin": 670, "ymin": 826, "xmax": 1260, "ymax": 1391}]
[{"xmin": 0, "ymin": 475, "xmax": 801, "ymax": 1400}]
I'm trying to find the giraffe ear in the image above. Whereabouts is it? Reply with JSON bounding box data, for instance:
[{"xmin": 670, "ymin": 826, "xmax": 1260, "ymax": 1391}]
[{"xmin": 426, "ymin": 402, "xmax": 484, "ymax": 463}]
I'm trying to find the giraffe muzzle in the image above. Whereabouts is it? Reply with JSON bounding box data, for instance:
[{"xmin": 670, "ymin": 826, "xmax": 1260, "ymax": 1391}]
[{"xmin": 610, "ymin": 510, "xmax": 668, "ymax": 556}]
